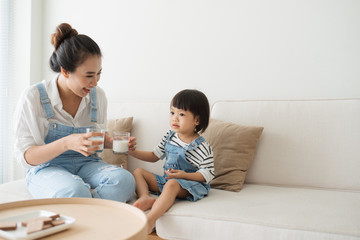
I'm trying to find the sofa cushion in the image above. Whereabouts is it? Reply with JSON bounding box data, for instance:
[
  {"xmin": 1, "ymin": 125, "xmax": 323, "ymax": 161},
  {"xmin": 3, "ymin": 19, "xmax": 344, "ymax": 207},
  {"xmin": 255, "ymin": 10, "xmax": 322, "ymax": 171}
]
[
  {"xmin": 201, "ymin": 119, "xmax": 263, "ymax": 191},
  {"xmin": 156, "ymin": 184, "xmax": 360, "ymax": 240},
  {"xmin": 0, "ymin": 179, "xmax": 32, "ymax": 204},
  {"xmin": 100, "ymin": 117, "xmax": 133, "ymax": 169}
]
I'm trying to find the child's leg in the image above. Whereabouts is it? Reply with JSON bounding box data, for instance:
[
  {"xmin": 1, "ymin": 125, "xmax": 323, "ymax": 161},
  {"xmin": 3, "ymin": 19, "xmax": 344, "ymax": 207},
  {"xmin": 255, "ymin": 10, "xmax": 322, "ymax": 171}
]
[
  {"xmin": 146, "ymin": 179, "xmax": 189, "ymax": 234},
  {"xmin": 132, "ymin": 168, "xmax": 159, "ymax": 211}
]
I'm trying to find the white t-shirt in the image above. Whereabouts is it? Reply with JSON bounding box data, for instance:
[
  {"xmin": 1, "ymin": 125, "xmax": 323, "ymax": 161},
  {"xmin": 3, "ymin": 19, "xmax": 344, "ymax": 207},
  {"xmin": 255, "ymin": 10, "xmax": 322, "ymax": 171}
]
[
  {"xmin": 153, "ymin": 131, "xmax": 215, "ymax": 184},
  {"xmin": 13, "ymin": 75, "xmax": 108, "ymax": 169}
]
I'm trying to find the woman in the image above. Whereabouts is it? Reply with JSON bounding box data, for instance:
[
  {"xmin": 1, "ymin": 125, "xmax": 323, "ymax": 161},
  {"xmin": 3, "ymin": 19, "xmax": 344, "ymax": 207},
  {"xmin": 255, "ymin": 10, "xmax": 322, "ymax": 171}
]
[{"xmin": 13, "ymin": 23, "xmax": 135, "ymax": 202}]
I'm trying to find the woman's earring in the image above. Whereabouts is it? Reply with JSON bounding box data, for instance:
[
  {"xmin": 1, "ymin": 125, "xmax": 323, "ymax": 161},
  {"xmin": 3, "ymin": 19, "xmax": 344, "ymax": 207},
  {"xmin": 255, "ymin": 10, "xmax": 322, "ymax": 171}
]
[{"xmin": 61, "ymin": 68, "xmax": 69, "ymax": 78}]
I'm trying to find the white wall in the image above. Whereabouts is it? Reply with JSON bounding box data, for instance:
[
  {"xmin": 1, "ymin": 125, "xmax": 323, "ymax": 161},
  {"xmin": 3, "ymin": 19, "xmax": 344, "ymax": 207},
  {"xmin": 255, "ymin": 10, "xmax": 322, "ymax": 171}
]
[
  {"xmin": 8, "ymin": 0, "xmax": 360, "ymax": 180},
  {"xmin": 38, "ymin": 0, "xmax": 360, "ymax": 105}
]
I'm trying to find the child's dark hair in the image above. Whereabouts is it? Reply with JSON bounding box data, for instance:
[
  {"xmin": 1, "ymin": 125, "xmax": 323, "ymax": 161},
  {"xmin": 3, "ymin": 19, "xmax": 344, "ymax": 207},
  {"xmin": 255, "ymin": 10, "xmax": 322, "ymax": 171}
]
[
  {"xmin": 171, "ymin": 89, "xmax": 210, "ymax": 133},
  {"xmin": 49, "ymin": 23, "xmax": 102, "ymax": 73}
]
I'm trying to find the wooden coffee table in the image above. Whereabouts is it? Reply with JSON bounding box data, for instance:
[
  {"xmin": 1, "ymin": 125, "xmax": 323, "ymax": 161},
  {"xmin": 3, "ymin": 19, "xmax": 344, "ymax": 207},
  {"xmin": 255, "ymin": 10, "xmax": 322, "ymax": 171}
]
[{"xmin": 0, "ymin": 198, "xmax": 147, "ymax": 239}]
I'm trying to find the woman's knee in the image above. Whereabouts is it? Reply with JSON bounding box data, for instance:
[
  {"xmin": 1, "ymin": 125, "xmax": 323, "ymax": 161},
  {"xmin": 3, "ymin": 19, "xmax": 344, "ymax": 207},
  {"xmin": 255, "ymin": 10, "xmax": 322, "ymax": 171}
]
[
  {"xmin": 117, "ymin": 169, "xmax": 136, "ymax": 189},
  {"xmin": 96, "ymin": 168, "xmax": 136, "ymax": 201},
  {"xmin": 118, "ymin": 170, "xmax": 136, "ymax": 199}
]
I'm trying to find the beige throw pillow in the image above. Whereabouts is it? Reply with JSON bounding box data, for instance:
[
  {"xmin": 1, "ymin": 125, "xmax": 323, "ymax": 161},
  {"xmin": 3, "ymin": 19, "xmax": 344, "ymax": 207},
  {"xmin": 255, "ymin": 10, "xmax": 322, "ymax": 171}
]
[
  {"xmin": 201, "ymin": 118, "xmax": 264, "ymax": 191},
  {"xmin": 100, "ymin": 117, "xmax": 133, "ymax": 169}
]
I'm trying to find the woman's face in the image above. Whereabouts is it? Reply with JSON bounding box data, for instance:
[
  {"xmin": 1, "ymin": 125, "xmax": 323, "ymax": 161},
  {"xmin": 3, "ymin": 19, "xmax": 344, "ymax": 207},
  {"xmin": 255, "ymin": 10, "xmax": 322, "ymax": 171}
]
[{"xmin": 66, "ymin": 55, "xmax": 102, "ymax": 98}]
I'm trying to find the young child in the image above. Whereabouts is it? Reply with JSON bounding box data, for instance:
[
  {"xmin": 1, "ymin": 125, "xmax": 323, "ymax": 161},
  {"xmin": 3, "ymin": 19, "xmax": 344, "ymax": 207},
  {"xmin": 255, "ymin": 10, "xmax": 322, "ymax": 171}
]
[{"xmin": 129, "ymin": 89, "xmax": 214, "ymax": 234}]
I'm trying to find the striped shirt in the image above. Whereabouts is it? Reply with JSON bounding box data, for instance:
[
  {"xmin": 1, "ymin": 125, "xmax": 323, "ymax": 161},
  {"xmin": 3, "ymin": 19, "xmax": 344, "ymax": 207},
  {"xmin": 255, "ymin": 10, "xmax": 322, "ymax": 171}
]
[{"xmin": 153, "ymin": 131, "xmax": 215, "ymax": 184}]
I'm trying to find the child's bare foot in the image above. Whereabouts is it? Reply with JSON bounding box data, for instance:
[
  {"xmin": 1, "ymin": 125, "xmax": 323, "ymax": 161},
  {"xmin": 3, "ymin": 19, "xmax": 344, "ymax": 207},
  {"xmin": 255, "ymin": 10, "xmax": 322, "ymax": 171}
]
[{"xmin": 133, "ymin": 196, "xmax": 156, "ymax": 211}]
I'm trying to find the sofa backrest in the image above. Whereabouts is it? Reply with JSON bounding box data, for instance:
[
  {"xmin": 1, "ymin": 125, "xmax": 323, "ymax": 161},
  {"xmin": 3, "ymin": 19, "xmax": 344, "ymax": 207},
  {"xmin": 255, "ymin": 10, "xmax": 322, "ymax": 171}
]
[{"xmin": 211, "ymin": 99, "xmax": 360, "ymax": 191}]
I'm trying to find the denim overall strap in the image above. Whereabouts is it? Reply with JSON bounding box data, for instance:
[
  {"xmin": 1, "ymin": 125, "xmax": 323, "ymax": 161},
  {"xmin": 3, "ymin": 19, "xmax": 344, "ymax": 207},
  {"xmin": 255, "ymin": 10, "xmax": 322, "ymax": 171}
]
[
  {"xmin": 186, "ymin": 136, "xmax": 205, "ymax": 151},
  {"xmin": 90, "ymin": 87, "xmax": 97, "ymax": 122},
  {"xmin": 36, "ymin": 83, "xmax": 54, "ymax": 119},
  {"xmin": 165, "ymin": 130, "xmax": 176, "ymax": 142}
]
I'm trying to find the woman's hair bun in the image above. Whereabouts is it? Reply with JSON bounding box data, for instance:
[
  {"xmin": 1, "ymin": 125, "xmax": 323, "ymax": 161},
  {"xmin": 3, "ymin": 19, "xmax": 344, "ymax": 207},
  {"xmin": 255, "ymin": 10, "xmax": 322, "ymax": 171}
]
[
  {"xmin": 49, "ymin": 22, "xmax": 101, "ymax": 73},
  {"xmin": 50, "ymin": 23, "xmax": 78, "ymax": 50}
]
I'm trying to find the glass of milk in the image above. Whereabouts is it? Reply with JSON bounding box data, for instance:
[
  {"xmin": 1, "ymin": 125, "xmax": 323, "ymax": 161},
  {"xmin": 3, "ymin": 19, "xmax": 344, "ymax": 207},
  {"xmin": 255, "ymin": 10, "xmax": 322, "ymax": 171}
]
[
  {"xmin": 86, "ymin": 127, "xmax": 106, "ymax": 153},
  {"xmin": 113, "ymin": 131, "xmax": 130, "ymax": 154}
]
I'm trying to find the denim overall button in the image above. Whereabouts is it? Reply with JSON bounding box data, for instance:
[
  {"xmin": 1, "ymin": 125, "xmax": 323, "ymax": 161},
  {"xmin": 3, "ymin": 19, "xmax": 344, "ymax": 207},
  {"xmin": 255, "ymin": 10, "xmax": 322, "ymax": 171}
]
[{"xmin": 53, "ymin": 123, "xmax": 56, "ymax": 128}]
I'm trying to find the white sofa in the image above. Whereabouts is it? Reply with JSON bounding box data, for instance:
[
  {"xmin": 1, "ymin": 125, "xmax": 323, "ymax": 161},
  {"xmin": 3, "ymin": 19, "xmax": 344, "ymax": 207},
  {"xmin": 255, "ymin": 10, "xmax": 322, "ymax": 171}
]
[{"xmin": 1, "ymin": 99, "xmax": 360, "ymax": 240}]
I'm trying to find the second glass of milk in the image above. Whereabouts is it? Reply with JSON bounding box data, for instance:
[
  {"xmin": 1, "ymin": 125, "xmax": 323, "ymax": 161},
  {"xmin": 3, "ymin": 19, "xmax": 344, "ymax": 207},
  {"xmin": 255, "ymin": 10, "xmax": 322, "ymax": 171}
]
[{"xmin": 113, "ymin": 131, "xmax": 130, "ymax": 154}]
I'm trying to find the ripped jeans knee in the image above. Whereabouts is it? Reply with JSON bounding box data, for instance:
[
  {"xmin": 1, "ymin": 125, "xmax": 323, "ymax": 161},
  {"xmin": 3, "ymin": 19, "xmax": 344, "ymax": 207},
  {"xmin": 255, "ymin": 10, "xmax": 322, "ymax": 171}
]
[{"xmin": 90, "ymin": 166, "xmax": 136, "ymax": 202}]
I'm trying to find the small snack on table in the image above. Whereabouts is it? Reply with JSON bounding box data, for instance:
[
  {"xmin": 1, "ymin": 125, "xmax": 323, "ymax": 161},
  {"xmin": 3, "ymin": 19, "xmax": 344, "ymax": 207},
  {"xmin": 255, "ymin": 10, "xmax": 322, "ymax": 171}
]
[
  {"xmin": 0, "ymin": 222, "xmax": 17, "ymax": 231},
  {"xmin": 22, "ymin": 213, "xmax": 65, "ymax": 234}
]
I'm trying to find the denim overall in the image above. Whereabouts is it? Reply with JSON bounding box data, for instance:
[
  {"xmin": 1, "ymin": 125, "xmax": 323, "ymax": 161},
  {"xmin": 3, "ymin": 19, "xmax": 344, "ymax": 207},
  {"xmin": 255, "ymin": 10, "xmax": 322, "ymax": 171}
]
[
  {"xmin": 154, "ymin": 131, "xmax": 210, "ymax": 201},
  {"xmin": 26, "ymin": 83, "xmax": 135, "ymax": 202}
]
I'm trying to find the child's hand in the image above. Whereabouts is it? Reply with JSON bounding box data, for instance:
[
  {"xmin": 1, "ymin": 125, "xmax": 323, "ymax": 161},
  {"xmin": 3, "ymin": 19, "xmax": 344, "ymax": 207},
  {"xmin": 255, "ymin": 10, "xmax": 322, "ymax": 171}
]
[
  {"xmin": 165, "ymin": 169, "xmax": 186, "ymax": 179},
  {"xmin": 128, "ymin": 137, "xmax": 136, "ymax": 151}
]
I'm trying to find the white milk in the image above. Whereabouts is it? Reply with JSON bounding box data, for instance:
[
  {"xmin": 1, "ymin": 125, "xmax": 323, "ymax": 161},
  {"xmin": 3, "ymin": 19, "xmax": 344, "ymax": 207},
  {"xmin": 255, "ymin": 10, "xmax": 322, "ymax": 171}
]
[
  {"xmin": 113, "ymin": 139, "xmax": 129, "ymax": 154},
  {"xmin": 88, "ymin": 136, "xmax": 104, "ymax": 152}
]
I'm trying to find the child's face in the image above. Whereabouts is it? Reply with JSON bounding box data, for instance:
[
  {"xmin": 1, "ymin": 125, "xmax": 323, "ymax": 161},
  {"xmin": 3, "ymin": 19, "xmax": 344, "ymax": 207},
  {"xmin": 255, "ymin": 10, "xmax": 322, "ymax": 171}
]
[
  {"xmin": 169, "ymin": 106, "xmax": 199, "ymax": 136},
  {"xmin": 63, "ymin": 55, "xmax": 102, "ymax": 98}
]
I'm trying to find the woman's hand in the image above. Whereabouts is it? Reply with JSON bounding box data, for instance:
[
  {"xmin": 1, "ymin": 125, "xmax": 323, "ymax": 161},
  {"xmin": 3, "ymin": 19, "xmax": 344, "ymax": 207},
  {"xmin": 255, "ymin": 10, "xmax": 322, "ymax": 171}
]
[
  {"xmin": 66, "ymin": 132, "xmax": 104, "ymax": 157},
  {"xmin": 24, "ymin": 131, "xmax": 104, "ymax": 166}
]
